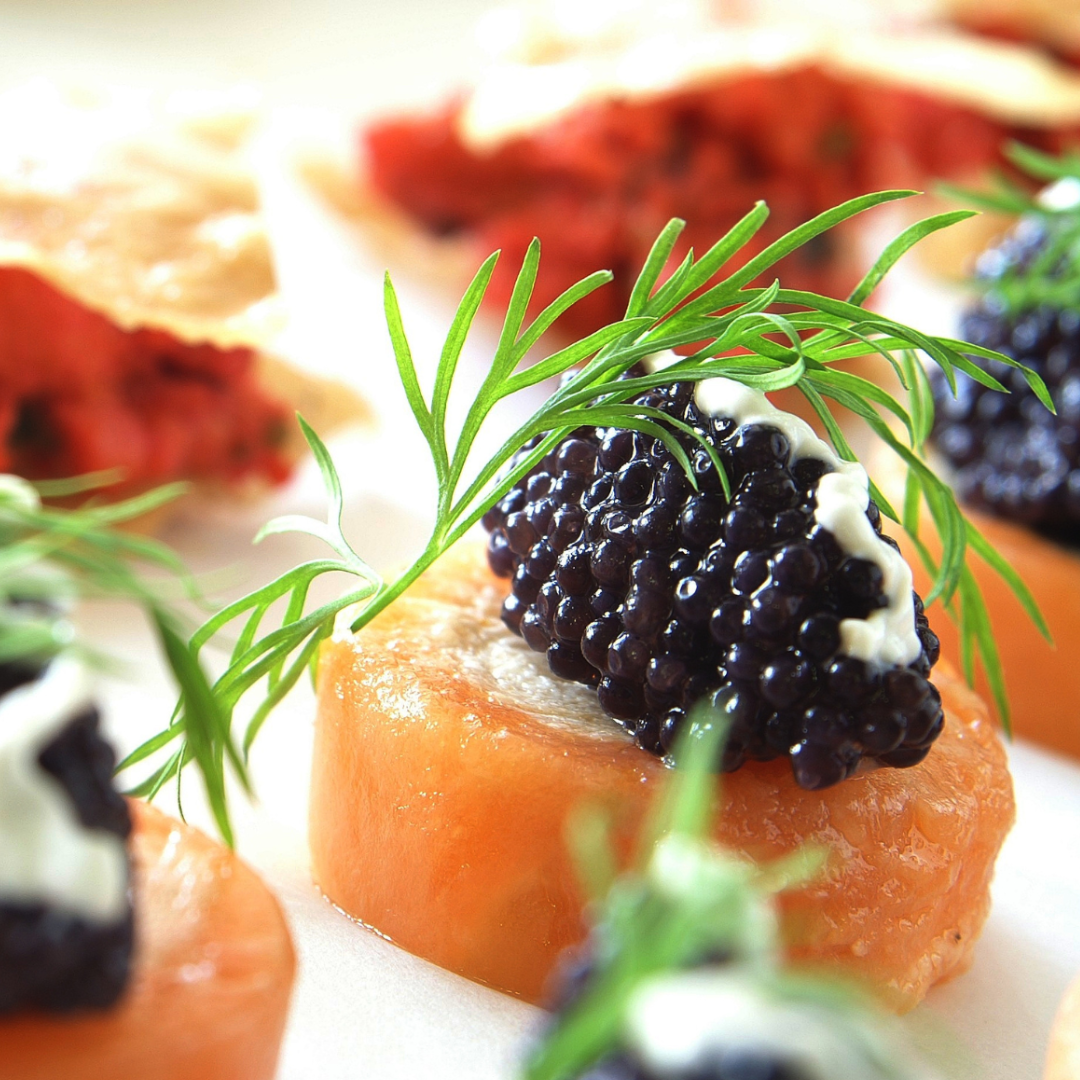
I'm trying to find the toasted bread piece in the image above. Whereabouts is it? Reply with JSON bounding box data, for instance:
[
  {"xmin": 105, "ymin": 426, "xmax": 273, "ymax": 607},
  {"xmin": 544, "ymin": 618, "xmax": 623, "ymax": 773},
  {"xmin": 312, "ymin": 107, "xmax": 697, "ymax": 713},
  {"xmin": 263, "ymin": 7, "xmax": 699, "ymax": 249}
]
[
  {"xmin": 310, "ymin": 540, "xmax": 1014, "ymax": 1011},
  {"xmin": 941, "ymin": 0, "xmax": 1080, "ymax": 60}
]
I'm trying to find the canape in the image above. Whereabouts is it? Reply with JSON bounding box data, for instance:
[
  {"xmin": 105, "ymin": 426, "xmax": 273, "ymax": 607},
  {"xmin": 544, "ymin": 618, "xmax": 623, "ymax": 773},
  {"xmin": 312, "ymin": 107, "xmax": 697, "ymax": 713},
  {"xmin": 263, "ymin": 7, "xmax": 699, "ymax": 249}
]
[
  {"xmin": 899, "ymin": 154, "xmax": 1080, "ymax": 759},
  {"xmin": 0, "ymin": 475, "xmax": 295, "ymax": 1080},
  {"xmin": 359, "ymin": 5, "xmax": 1080, "ymax": 337},
  {"xmin": 135, "ymin": 195, "xmax": 1030, "ymax": 1017},
  {"xmin": 0, "ymin": 80, "xmax": 366, "ymax": 499},
  {"xmin": 312, "ymin": 540, "xmax": 1012, "ymax": 1009}
]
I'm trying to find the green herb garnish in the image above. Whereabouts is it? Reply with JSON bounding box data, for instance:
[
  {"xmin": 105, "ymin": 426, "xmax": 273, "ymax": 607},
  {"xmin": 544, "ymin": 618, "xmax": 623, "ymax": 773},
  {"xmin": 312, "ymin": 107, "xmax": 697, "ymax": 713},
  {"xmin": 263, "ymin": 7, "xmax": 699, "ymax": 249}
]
[
  {"xmin": 122, "ymin": 189, "xmax": 1051, "ymax": 839},
  {"xmin": 0, "ymin": 472, "xmax": 246, "ymax": 844},
  {"xmin": 942, "ymin": 141, "xmax": 1080, "ymax": 315},
  {"xmin": 524, "ymin": 705, "xmax": 917, "ymax": 1080}
]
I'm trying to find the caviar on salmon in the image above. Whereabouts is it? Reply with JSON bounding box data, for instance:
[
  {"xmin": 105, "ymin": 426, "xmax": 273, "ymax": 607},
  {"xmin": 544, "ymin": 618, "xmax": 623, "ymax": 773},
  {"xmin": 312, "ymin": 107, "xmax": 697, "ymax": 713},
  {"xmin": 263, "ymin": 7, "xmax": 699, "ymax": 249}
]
[
  {"xmin": 484, "ymin": 375, "xmax": 942, "ymax": 790},
  {"xmin": 931, "ymin": 215, "xmax": 1080, "ymax": 544}
]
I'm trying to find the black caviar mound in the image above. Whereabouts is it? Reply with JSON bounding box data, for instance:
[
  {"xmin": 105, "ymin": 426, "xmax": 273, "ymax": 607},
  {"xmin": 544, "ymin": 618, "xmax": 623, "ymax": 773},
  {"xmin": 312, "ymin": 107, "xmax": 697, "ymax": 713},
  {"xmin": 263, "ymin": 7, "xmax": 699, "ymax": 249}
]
[
  {"xmin": 483, "ymin": 381, "xmax": 942, "ymax": 789},
  {"xmin": 930, "ymin": 218, "xmax": 1080, "ymax": 543},
  {"xmin": 0, "ymin": 661, "xmax": 134, "ymax": 1015}
]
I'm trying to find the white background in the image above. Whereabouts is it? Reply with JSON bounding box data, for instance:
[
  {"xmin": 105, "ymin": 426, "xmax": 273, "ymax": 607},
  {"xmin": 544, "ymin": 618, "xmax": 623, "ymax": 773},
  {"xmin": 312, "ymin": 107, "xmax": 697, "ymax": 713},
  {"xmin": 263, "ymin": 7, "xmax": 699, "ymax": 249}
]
[{"xmin": 2, "ymin": 2, "xmax": 1080, "ymax": 1078}]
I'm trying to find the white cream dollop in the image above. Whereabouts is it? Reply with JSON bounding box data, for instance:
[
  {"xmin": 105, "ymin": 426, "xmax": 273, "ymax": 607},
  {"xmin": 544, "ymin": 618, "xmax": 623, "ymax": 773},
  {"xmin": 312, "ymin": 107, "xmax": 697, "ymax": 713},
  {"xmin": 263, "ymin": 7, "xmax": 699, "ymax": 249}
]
[
  {"xmin": 647, "ymin": 357, "xmax": 921, "ymax": 669},
  {"xmin": 625, "ymin": 970, "xmax": 920, "ymax": 1080},
  {"xmin": 0, "ymin": 657, "xmax": 128, "ymax": 922},
  {"xmin": 698, "ymin": 375, "xmax": 920, "ymax": 668},
  {"xmin": 1038, "ymin": 176, "xmax": 1080, "ymax": 212}
]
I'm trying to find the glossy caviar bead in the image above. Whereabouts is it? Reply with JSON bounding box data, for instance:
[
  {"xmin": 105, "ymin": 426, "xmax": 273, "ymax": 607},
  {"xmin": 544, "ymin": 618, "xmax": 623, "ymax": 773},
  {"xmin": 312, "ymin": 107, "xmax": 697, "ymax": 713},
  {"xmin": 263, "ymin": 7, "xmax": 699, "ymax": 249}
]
[{"xmin": 484, "ymin": 379, "xmax": 943, "ymax": 789}]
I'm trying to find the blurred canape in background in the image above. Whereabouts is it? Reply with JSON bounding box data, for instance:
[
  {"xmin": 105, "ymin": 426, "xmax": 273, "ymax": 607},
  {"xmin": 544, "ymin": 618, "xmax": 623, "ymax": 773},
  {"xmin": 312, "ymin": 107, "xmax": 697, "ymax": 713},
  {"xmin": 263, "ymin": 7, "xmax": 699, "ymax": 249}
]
[
  {"xmin": 0, "ymin": 80, "xmax": 367, "ymax": 512},
  {"xmin": 325, "ymin": 0, "xmax": 1080, "ymax": 339}
]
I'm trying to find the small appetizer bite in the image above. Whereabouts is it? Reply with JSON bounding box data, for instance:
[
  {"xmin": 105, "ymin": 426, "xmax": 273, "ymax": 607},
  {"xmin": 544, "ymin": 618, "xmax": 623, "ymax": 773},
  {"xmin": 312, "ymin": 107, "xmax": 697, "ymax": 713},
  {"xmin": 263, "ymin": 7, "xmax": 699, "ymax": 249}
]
[
  {"xmin": 360, "ymin": 1, "xmax": 1080, "ymax": 337},
  {"xmin": 0, "ymin": 81, "xmax": 365, "ymax": 499},
  {"xmin": 523, "ymin": 712, "xmax": 937, "ymax": 1080},
  {"xmin": 1048, "ymin": 971, "xmax": 1080, "ymax": 1080},
  {"xmin": 133, "ymin": 194, "xmax": 1033, "ymax": 1013},
  {"xmin": 311, "ymin": 541, "xmax": 1010, "ymax": 1008},
  {"xmin": 903, "ymin": 147, "xmax": 1080, "ymax": 758},
  {"xmin": 0, "ymin": 475, "xmax": 295, "ymax": 1080}
]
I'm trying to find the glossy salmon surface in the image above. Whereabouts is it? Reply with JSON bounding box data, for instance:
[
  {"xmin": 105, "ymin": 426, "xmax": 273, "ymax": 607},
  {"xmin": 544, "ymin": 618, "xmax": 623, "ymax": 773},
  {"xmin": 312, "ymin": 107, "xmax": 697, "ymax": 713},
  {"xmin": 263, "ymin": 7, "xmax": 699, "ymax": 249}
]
[{"xmin": 311, "ymin": 543, "xmax": 1014, "ymax": 1011}]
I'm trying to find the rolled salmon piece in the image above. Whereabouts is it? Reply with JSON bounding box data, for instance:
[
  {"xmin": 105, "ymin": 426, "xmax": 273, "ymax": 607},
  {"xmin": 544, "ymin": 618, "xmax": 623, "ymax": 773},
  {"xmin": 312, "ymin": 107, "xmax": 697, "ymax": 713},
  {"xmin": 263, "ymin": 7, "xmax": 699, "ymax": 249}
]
[{"xmin": 310, "ymin": 541, "xmax": 1014, "ymax": 1011}]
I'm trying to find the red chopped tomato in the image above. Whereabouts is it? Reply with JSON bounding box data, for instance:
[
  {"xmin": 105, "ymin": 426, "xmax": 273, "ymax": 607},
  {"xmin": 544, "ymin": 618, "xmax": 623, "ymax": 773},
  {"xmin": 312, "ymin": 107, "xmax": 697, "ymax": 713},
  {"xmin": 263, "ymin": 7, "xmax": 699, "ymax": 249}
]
[
  {"xmin": 366, "ymin": 67, "xmax": 1080, "ymax": 338},
  {"xmin": 0, "ymin": 267, "xmax": 292, "ymax": 491}
]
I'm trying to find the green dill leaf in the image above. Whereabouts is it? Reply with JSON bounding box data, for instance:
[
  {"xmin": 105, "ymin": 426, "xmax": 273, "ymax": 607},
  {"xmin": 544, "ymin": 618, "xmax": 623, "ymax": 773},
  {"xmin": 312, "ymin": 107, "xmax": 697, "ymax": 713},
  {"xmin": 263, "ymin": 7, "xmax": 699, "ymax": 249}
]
[
  {"xmin": 499, "ymin": 318, "xmax": 654, "ymax": 397},
  {"xmin": 958, "ymin": 566, "xmax": 1012, "ymax": 735},
  {"xmin": 383, "ymin": 271, "xmax": 436, "ymax": 451},
  {"xmin": 30, "ymin": 470, "xmax": 127, "ymax": 498},
  {"xmin": 123, "ymin": 748, "xmax": 183, "ymax": 800},
  {"xmin": 1006, "ymin": 140, "xmax": 1080, "ymax": 182},
  {"xmin": 244, "ymin": 624, "xmax": 330, "ymax": 754},
  {"xmin": 153, "ymin": 611, "xmax": 245, "ymax": 845},
  {"xmin": 902, "ymin": 468, "xmax": 922, "ymax": 539},
  {"xmin": 847, "ymin": 209, "xmax": 977, "ymax": 307},
  {"xmin": 626, "ymin": 218, "xmax": 686, "ymax": 317},
  {"xmin": 511, "ymin": 270, "xmax": 616, "ymax": 361},
  {"xmin": 431, "ymin": 250, "xmax": 502, "ymax": 482},
  {"xmin": 565, "ymin": 804, "xmax": 619, "ymax": 905},
  {"xmin": 722, "ymin": 190, "xmax": 917, "ymax": 293},
  {"xmin": 938, "ymin": 336, "xmax": 1057, "ymax": 414},
  {"xmin": 647, "ymin": 700, "xmax": 729, "ymax": 842},
  {"xmin": 669, "ymin": 201, "xmax": 771, "ymax": 304},
  {"xmin": 299, "ymin": 414, "xmax": 346, "ymax": 529},
  {"xmin": 943, "ymin": 144, "xmax": 1080, "ymax": 319},
  {"xmin": 966, "ymin": 522, "xmax": 1052, "ymax": 643}
]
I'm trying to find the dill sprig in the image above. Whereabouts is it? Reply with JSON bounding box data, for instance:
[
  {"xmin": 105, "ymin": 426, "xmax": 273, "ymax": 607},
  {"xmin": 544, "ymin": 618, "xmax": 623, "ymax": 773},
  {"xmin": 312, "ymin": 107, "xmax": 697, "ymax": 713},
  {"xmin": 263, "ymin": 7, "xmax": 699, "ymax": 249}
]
[
  {"xmin": 941, "ymin": 141, "xmax": 1080, "ymax": 315},
  {"xmin": 0, "ymin": 472, "xmax": 246, "ymax": 844},
  {"xmin": 121, "ymin": 188, "xmax": 1051, "ymax": 840},
  {"xmin": 524, "ymin": 705, "xmax": 916, "ymax": 1080}
]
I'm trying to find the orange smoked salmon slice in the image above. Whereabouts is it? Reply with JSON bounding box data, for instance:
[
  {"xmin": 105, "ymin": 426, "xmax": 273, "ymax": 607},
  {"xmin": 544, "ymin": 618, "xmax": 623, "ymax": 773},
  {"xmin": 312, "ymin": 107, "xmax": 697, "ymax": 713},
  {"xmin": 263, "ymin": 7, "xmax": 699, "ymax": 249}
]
[
  {"xmin": 899, "ymin": 507, "xmax": 1080, "ymax": 761},
  {"xmin": 871, "ymin": 446, "xmax": 1080, "ymax": 761},
  {"xmin": 310, "ymin": 542, "xmax": 1015, "ymax": 1011},
  {"xmin": 0, "ymin": 800, "xmax": 295, "ymax": 1080}
]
